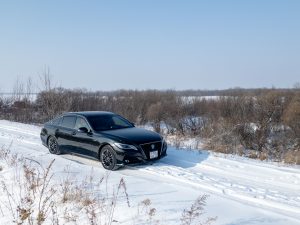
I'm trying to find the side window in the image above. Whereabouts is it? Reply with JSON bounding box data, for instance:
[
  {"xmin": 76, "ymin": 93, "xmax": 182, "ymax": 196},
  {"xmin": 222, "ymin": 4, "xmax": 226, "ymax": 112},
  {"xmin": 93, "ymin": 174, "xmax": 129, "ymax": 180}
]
[
  {"xmin": 75, "ymin": 117, "xmax": 89, "ymax": 130},
  {"xmin": 61, "ymin": 116, "xmax": 76, "ymax": 129},
  {"xmin": 51, "ymin": 117, "xmax": 61, "ymax": 125}
]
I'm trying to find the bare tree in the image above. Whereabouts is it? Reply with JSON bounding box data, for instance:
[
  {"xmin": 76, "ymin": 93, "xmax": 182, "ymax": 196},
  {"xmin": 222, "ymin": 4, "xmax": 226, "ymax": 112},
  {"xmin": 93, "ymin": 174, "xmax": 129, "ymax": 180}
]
[
  {"xmin": 25, "ymin": 76, "xmax": 34, "ymax": 101},
  {"xmin": 38, "ymin": 66, "xmax": 53, "ymax": 92},
  {"xmin": 12, "ymin": 76, "xmax": 24, "ymax": 102}
]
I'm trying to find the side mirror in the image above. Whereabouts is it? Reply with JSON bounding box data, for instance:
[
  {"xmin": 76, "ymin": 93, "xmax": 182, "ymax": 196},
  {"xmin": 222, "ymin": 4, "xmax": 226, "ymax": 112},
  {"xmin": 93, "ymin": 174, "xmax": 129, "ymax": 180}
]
[{"xmin": 78, "ymin": 127, "xmax": 89, "ymax": 133}]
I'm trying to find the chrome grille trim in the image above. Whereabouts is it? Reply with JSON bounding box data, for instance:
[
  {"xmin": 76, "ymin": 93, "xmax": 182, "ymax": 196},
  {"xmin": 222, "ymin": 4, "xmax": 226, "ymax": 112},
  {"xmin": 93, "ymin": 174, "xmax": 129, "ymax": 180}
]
[
  {"xmin": 140, "ymin": 141, "xmax": 162, "ymax": 159},
  {"xmin": 139, "ymin": 141, "xmax": 162, "ymax": 146}
]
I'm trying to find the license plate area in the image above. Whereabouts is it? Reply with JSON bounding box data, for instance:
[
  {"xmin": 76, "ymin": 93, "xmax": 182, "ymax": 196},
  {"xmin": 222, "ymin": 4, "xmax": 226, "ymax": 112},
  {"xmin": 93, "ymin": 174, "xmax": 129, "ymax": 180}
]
[{"xmin": 149, "ymin": 151, "xmax": 158, "ymax": 159}]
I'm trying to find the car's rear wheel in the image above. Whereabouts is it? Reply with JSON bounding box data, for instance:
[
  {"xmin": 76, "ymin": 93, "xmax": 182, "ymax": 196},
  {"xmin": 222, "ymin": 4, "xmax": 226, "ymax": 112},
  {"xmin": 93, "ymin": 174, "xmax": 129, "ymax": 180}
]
[
  {"xmin": 48, "ymin": 136, "xmax": 61, "ymax": 155},
  {"xmin": 100, "ymin": 145, "xmax": 118, "ymax": 170}
]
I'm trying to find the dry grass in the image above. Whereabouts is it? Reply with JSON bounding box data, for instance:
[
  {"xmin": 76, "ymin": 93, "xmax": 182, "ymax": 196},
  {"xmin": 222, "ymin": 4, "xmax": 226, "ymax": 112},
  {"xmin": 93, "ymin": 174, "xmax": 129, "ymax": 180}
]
[
  {"xmin": 135, "ymin": 198, "xmax": 159, "ymax": 225},
  {"xmin": 247, "ymin": 149, "xmax": 300, "ymax": 164},
  {"xmin": 1, "ymin": 155, "xmax": 56, "ymax": 225},
  {"xmin": 63, "ymin": 208, "xmax": 78, "ymax": 223},
  {"xmin": 166, "ymin": 135, "xmax": 203, "ymax": 151},
  {"xmin": 284, "ymin": 150, "xmax": 300, "ymax": 164},
  {"xmin": 0, "ymin": 143, "xmax": 22, "ymax": 167},
  {"xmin": 180, "ymin": 195, "xmax": 217, "ymax": 225},
  {"xmin": 0, "ymin": 145, "xmax": 131, "ymax": 225},
  {"xmin": 258, "ymin": 152, "xmax": 268, "ymax": 161},
  {"xmin": 0, "ymin": 145, "xmax": 216, "ymax": 225}
]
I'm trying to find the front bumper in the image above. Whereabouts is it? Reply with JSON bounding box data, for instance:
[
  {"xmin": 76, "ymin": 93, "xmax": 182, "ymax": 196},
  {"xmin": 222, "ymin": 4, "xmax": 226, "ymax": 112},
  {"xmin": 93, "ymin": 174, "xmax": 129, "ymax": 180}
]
[
  {"xmin": 113, "ymin": 142, "xmax": 167, "ymax": 165},
  {"xmin": 40, "ymin": 132, "xmax": 48, "ymax": 147}
]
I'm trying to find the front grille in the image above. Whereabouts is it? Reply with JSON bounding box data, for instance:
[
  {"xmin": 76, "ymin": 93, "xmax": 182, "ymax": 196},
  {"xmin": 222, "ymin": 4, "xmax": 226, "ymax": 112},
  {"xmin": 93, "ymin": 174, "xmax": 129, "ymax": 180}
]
[{"xmin": 140, "ymin": 141, "xmax": 162, "ymax": 159}]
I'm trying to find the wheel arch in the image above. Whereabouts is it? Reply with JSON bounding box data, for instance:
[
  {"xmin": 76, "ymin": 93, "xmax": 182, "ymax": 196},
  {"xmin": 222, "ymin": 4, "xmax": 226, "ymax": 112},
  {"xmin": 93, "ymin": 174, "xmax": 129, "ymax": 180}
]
[
  {"xmin": 98, "ymin": 142, "xmax": 112, "ymax": 160},
  {"xmin": 46, "ymin": 135, "xmax": 54, "ymax": 146}
]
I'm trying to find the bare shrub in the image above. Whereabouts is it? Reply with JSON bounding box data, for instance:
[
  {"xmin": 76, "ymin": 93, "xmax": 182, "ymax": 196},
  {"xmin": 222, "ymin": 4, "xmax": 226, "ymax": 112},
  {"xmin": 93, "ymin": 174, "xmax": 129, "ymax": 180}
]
[
  {"xmin": 2, "ymin": 77, "xmax": 37, "ymax": 123},
  {"xmin": 174, "ymin": 138, "xmax": 183, "ymax": 149},
  {"xmin": 180, "ymin": 195, "xmax": 216, "ymax": 225},
  {"xmin": 204, "ymin": 120, "xmax": 240, "ymax": 154},
  {"xmin": 0, "ymin": 148, "xmax": 132, "ymax": 225},
  {"xmin": 105, "ymin": 177, "xmax": 130, "ymax": 225},
  {"xmin": 0, "ymin": 144, "xmax": 11, "ymax": 160},
  {"xmin": 135, "ymin": 198, "xmax": 159, "ymax": 225},
  {"xmin": 258, "ymin": 151, "xmax": 268, "ymax": 161},
  {"xmin": 0, "ymin": 143, "xmax": 21, "ymax": 167},
  {"xmin": 63, "ymin": 208, "xmax": 78, "ymax": 223},
  {"xmin": 50, "ymin": 204, "xmax": 59, "ymax": 225},
  {"xmin": 284, "ymin": 150, "xmax": 300, "ymax": 165},
  {"xmin": 0, "ymin": 144, "xmax": 219, "ymax": 224},
  {"xmin": 59, "ymin": 169, "xmax": 130, "ymax": 225},
  {"xmin": 59, "ymin": 167, "xmax": 99, "ymax": 205},
  {"xmin": 247, "ymin": 150, "xmax": 259, "ymax": 159},
  {"xmin": 251, "ymin": 92, "xmax": 285, "ymax": 152},
  {"xmin": 146, "ymin": 102, "xmax": 164, "ymax": 133},
  {"xmin": 1, "ymin": 156, "xmax": 56, "ymax": 225},
  {"xmin": 2, "ymin": 85, "xmax": 300, "ymax": 163},
  {"xmin": 283, "ymin": 93, "xmax": 300, "ymax": 147}
]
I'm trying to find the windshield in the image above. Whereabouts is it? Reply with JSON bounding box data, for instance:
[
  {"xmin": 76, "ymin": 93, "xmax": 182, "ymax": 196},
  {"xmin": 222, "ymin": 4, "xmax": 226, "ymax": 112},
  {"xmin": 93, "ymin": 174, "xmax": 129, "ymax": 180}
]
[{"xmin": 87, "ymin": 114, "xmax": 134, "ymax": 131}]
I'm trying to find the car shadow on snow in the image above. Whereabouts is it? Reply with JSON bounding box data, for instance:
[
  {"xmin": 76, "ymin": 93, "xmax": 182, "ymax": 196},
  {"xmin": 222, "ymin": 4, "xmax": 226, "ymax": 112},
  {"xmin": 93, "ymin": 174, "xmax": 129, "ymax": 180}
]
[
  {"xmin": 126, "ymin": 147, "xmax": 210, "ymax": 170},
  {"xmin": 60, "ymin": 147, "xmax": 210, "ymax": 170},
  {"xmin": 157, "ymin": 147, "xmax": 210, "ymax": 168}
]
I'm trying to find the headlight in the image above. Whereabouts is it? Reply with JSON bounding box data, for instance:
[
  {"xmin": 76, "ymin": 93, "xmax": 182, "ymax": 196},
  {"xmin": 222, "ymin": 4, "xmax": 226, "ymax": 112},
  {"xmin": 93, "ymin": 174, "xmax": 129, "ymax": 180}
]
[{"xmin": 114, "ymin": 143, "xmax": 138, "ymax": 151}]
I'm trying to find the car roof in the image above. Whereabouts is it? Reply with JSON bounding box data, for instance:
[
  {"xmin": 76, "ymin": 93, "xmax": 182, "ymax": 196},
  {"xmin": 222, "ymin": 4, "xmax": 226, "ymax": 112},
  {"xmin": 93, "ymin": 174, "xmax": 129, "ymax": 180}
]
[{"xmin": 63, "ymin": 111, "xmax": 115, "ymax": 117}]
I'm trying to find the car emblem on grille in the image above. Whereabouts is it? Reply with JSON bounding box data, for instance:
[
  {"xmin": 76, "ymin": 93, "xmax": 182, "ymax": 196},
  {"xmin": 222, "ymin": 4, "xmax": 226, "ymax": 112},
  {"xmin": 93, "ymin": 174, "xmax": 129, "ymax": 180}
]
[{"xmin": 151, "ymin": 144, "xmax": 155, "ymax": 149}]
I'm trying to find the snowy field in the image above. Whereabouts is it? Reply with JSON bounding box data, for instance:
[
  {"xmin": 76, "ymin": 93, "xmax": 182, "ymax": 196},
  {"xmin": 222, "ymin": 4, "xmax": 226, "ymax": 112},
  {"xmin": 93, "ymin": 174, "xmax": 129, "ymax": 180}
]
[{"xmin": 0, "ymin": 120, "xmax": 299, "ymax": 225}]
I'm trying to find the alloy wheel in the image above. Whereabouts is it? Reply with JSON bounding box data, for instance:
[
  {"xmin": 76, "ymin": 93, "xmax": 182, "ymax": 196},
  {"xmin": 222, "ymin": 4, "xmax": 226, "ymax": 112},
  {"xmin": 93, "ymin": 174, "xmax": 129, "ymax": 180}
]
[
  {"xmin": 48, "ymin": 137, "xmax": 58, "ymax": 154},
  {"xmin": 102, "ymin": 149, "xmax": 113, "ymax": 167}
]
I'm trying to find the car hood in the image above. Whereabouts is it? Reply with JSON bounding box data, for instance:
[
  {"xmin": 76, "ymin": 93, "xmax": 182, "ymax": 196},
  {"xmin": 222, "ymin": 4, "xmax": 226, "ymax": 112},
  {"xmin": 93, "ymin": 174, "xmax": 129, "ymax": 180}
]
[{"xmin": 99, "ymin": 127, "xmax": 161, "ymax": 145}]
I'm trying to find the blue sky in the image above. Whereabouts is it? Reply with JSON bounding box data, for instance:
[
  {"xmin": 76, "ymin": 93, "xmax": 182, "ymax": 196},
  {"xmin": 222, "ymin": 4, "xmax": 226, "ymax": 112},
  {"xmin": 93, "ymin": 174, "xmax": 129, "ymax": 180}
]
[{"xmin": 0, "ymin": 0, "xmax": 299, "ymax": 91}]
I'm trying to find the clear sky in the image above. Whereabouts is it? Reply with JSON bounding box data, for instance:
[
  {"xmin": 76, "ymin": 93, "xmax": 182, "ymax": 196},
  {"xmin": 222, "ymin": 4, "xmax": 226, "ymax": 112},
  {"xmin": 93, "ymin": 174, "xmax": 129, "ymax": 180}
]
[{"xmin": 0, "ymin": 0, "xmax": 299, "ymax": 92}]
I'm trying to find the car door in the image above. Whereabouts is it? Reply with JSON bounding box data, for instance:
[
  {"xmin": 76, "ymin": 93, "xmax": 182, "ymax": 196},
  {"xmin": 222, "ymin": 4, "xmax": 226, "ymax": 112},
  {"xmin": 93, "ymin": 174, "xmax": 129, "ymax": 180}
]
[
  {"xmin": 56, "ymin": 115, "xmax": 77, "ymax": 152},
  {"xmin": 72, "ymin": 116, "xmax": 99, "ymax": 158}
]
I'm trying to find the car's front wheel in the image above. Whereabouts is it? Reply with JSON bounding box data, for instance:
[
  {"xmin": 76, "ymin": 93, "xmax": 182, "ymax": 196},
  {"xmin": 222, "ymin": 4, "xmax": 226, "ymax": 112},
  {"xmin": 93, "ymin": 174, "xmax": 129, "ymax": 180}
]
[
  {"xmin": 48, "ymin": 136, "xmax": 61, "ymax": 155},
  {"xmin": 100, "ymin": 145, "xmax": 118, "ymax": 170}
]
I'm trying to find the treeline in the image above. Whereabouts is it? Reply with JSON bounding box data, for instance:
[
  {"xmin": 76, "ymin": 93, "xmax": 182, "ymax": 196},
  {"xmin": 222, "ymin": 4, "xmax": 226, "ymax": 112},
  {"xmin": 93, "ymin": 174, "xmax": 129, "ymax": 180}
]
[{"xmin": 1, "ymin": 87, "xmax": 299, "ymax": 164}]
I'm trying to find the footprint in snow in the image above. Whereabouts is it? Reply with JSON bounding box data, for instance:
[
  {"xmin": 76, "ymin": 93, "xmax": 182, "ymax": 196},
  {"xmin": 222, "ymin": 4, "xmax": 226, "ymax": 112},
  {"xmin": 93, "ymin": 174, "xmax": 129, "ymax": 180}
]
[{"xmin": 222, "ymin": 189, "xmax": 235, "ymax": 195}]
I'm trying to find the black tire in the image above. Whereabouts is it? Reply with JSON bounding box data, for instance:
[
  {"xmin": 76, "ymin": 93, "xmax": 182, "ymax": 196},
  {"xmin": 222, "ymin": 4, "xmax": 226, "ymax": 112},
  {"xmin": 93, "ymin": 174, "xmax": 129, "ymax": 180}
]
[
  {"xmin": 100, "ymin": 145, "xmax": 118, "ymax": 170},
  {"xmin": 48, "ymin": 136, "xmax": 61, "ymax": 155}
]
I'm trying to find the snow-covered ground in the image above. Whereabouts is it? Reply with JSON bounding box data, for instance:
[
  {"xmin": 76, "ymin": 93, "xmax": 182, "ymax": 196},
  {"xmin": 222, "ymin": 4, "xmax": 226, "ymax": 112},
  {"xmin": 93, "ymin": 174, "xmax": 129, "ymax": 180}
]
[{"xmin": 0, "ymin": 120, "xmax": 299, "ymax": 225}]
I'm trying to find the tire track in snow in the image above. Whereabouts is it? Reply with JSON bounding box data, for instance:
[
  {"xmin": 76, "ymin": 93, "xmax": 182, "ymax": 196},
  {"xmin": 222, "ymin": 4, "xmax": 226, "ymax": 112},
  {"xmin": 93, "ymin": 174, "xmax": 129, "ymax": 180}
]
[
  {"xmin": 0, "ymin": 124, "xmax": 40, "ymax": 137},
  {"xmin": 134, "ymin": 164, "xmax": 300, "ymax": 219}
]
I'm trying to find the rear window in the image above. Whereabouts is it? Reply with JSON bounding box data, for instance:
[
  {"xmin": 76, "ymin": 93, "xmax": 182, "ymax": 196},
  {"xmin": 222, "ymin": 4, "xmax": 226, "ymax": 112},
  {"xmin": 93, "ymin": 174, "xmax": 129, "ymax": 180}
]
[{"xmin": 61, "ymin": 116, "xmax": 76, "ymax": 129}]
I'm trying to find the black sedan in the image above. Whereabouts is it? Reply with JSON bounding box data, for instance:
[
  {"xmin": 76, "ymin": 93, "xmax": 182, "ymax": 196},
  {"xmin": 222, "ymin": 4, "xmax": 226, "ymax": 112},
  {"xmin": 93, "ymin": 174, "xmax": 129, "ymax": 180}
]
[{"xmin": 40, "ymin": 111, "xmax": 167, "ymax": 170}]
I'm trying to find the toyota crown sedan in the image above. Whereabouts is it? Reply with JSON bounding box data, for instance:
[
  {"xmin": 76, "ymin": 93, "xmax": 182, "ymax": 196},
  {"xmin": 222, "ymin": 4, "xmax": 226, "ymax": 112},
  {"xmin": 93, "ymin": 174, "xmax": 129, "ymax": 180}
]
[{"xmin": 40, "ymin": 111, "xmax": 167, "ymax": 170}]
